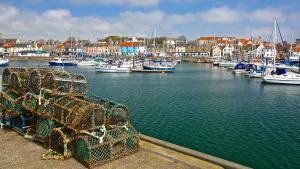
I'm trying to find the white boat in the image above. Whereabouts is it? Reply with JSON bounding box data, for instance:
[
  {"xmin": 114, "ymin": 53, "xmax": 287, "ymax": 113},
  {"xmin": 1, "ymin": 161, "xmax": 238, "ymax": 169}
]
[
  {"xmin": 77, "ymin": 60, "xmax": 98, "ymax": 66},
  {"xmin": 95, "ymin": 64, "xmax": 131, "ymax": 73},
  {"xmin": 261, "ymin": 19, "xmax": 300, "ymax": 85},
  {"xmin": 219, "ymin": 61, "xmax": 237, "ymax": 68},
  {"xmin": 262, "ymin": 70, "xmax": 300, "ymax": 84},
  {"xmin": 49, "ymin": 57, "xmax": 77, "ymax": 66},
  {"xmin": 249, "ymin": 70, "xmax": 262, "ymax": 78},
  {"xmin": 0, "ymin": 54, "xmax": 9, "ymax": 67},
  {"xmin": 246, "ymin": 63, "xmax": 264, "ymax": 78}
]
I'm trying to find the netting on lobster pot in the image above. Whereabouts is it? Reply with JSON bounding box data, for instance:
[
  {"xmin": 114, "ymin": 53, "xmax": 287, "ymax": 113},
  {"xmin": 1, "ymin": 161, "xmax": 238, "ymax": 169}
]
[
  {"xmin": 85, "ymin": 96, "xmax": 130, "ymax": 127},
  {"xmin": 28, "ymin": 68, "xmax": 52, "ymax": 94},
  {"xmin": 52, "ymin": 96, "xmax": 106, "ymax": 132},
  {"xmin": 71, "ymin": 74, "xmax": 88, "ymax": 97},
  {"xmin": 1, "ymin": 89, "xmax": 18, "ymax": 114},
  {"xmin": 48, "ymin": 127, "xmax": 76, "ymax": 159},
  {"xmin": 22, "ymin": 92, "xmax": 40, "ymax": 113},
  {"xmin": 43, "ymin": 71, "xmax": 72, "ymax": 95},
  {"xmin": 36, "ymin": 118, "xmax": 58, "ymax": 140},
  {"xmin": 74, "ymin": 125, "xmax": 139, "ymax": 168},
  {"xmin": 10, "ymin": 71, "xmax": 30, "ymax": 94},
  {"xmin": 2, "ymin": 67, "xmax": 30, "ymax": 89}
]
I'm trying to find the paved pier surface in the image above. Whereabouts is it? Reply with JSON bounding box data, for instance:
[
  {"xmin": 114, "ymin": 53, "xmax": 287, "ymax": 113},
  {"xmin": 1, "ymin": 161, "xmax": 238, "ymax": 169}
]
[{"xmin": 0, "ymin": 130, "xmax": 222, "ymax": 169}]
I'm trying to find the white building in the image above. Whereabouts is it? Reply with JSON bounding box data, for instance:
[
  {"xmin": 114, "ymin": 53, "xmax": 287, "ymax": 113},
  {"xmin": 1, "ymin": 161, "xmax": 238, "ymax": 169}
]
[
  {"xmin": 256, "ymin": 43, "xmax": 265, "ymax": 58},
  {"xmin": 137, "ymin": 46, "xmax": 147, "ymax": 54},
  {"xmin": 175, "ymin": 46, "xmax": 185, "ymax": 57},
  {"xmin": 11, "ymin": 43, "xmax": 42, "ymax": 55},
  {"xmin": 290, "ymin": 48, "xmax": 300, "ymax": 61},
  {"xmin": 262, "ymin": 47, "xmax": 275, "ymax": 58},
  {"xmin": 222, "ymin": 45, "xmax": 234, "ymax": 57}
]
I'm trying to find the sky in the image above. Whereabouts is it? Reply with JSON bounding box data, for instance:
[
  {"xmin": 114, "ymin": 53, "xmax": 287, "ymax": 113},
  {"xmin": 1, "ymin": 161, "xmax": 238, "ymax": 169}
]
[{"xmin": 0, "ymin": 0, "xmax": 299, "ymax": 41}]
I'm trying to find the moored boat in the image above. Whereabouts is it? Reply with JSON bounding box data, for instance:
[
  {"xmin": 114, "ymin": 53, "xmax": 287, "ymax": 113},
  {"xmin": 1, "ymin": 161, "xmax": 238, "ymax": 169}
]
[
  {"xmin": 49, "ymin": 57, "xmax": 77, "ymax": 66},
  {"xmin": 0, "ymin": 54, "xmax": 9, "ymax": 67},
  {"xmin": 262, "ymin": 68, "xmax": 300, "ymax": 84},
  {"xmin": 77, "ymin": 60, "xmax": 98, "ymax": 66},
  {"xmin": 232, "ymin": 63, "xmax": 246, "ymax": 75},
  {"xmin": 142, "ymin": 62, "xmax": 175, "ymax": 71},
  {"xmin": 95, "ymin": 63, "xmax": 131, "ymax": 73}
]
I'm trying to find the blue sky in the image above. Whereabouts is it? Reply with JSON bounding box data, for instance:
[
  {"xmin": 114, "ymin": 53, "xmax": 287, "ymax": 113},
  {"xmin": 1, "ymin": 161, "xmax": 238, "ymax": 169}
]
[{"xmin": 0, "ymin": 0, "xmax": 299, "ymax": 41}]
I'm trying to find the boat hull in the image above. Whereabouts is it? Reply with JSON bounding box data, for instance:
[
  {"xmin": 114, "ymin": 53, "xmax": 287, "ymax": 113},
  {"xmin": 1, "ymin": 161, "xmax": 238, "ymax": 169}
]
[
  {"xmin": 49, "ymin": 62, "xmax": 77, "ymax": 66},
  {"xmin": 0, "ymin": 61, "xmax": 9, "ymax": 67},
  {"xmin": 143, "ymin": 66, "xmax": 175, "ymax": 71},
  {"xmin": 95, "ymin": 67, "xmax": 130, "ymax": 73},
  {"xmin": 262, "ymin": 77, "xmax": 300, "ymax": 85}
]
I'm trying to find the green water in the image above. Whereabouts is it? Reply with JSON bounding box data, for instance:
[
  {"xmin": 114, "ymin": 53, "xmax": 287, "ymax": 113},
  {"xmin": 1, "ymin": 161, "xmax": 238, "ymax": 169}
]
[{"xmin": 7, "ymin": 61, "xmax": 300, "ymax": 169}]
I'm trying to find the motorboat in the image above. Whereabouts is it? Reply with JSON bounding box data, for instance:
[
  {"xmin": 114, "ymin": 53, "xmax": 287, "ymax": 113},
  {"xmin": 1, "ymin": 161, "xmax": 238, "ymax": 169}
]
[
  {"xmin": 95, "ymin": 63, "xmax": 131, "ymax": 73},
  {"xmin": 232, "ymin": 63, "xmax": 246, "ymax": 74},
  {"xmin": 219, "ymin": 61, "xmax": 237, "ymax": 68},
  {"xmin": 49, "ymin": 57, "xmax": 77, "ymax": 66},
  {"xmin": 77, "ymin": 60, "xmax": 98, "ymax": 66},
  {"xmin": 262, "ymin": 68, "xmax": 300, "ymax": 85},
  {"xmin": 0, "ymin": 54, "xmax": 9, "ymax": 67},
  {"xmin": 142, "ymin": 62, "xmax": 175, "ymax": 71}
]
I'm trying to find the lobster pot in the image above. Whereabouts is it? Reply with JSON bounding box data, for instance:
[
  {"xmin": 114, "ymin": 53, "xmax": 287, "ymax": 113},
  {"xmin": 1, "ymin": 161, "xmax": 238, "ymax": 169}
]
[
  {"xmin": 2, "ymin": 68, "xmax": 29, "ymax": 89},
  {"xmin": 72, "ymin": 74, "xmax": 88, "ymax": 97},
  {"xmin": 49, "ymin": 127, "xmax": 76, "ymax": 159},
  {"xmin": 86, "ymin": 96, "xmax": 130, "ymax": 126},
  {"xmin": 28, "ymin": 68, "xmax": 52, "ymax": 94},
  {"xmin": 42, "ymin": 71, "xmax": 87, "ymax": 97},
  {"xmin": 106, "ymin": 105, "xmax": 130, "ymax": 127},
  {"xmin": 36, "ymin": 118, "xmax": 58, "ymax": 140},
  {"xmin": 74, "ymin": 125, "xmax": 139, "ymax": 168},
  {"xmin": 22, "ymin": 92, "xmax": 40, "ymax": 113},
  {"xmin": 1, "ymin": 89, "xmax": 18, "ymax": 115},
  {"xmin": 52, "ymin": 96, "xmax": 106, "ymax": 131},
  {"xmin": 10, "ymin": 71, "xmax": 31, "ymax": 94}
]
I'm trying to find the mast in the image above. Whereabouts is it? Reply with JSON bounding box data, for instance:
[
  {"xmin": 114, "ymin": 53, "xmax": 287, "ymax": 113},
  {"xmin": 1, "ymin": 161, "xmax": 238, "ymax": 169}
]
[
  {"xmin": 272, "ymin": 19, "xmax": 278, "ymax": 66},
  {"xmin": 250, "ymin": 32, "xmax": 253, "ymax": 63}
]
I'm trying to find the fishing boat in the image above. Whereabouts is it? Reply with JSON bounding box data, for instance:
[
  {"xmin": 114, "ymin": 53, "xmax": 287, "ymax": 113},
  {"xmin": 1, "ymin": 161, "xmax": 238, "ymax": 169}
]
[
  {"xmin": 232, "ymin": 63, "xmax": 246, "ymax": 74},
  {"xmin": 95, "ymin": 63, "xmax": 131, "ymax": 73},
  {"xmin": 77, "ymin": 60, "xmax": 98, "ymax": 66},
  {"xmin": 49, "ymin": 57, "xmax": 78, "ymax": 66},
  {"xmin": 142, "ymin": 62, "xmax": 175, "ymax": 71},
  {"xmin": 0, "ymin": 54, "xmax": 9, "ymax": 67}
]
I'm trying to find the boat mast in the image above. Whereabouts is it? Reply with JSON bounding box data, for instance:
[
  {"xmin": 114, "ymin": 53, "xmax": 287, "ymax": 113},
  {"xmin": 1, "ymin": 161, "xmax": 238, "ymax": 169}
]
[{"xmin": 272, "ymin": 19, "xmax": 278, "ymax": 66}]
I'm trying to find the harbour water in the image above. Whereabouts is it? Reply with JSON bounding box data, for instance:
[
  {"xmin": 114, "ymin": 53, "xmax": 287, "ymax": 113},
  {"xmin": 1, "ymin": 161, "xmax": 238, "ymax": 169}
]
[{"xmin": 4, "ymin": 61, "xmax": 300, "ymax": 169}]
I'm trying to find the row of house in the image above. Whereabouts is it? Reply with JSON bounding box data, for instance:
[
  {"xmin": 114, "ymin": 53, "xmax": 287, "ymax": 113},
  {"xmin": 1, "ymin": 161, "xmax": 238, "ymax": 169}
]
[{"xmin": 1, "ymin": 36, "xmax": 300, "ymax": 60}]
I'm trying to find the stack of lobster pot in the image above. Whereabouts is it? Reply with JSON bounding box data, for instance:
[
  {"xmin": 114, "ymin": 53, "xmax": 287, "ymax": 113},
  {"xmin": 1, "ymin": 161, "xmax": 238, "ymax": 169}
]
[
  {"xmin": 0, "ymin": 67, "xmax": 35, "ymax": 133},
  {"xmin": 0, "ymin": 67, "xmax": 139, "ymax": 168}
]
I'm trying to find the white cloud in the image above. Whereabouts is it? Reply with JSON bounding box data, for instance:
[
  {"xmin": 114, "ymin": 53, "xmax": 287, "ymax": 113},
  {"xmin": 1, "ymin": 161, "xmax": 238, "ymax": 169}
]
[
  {"xmin": 65, "ymin": 0, "xmax": 159, "ymax": 7},
  {"xmin": 250, "ymin": 8, "xmax": 284, "ymax": 23},
  {"xmin": 0, "ymin": 5, "xmax": 18, "ymax": 22},
  {"xmin": 199, "ymin": 6, "xmax": 242, "ymax": 23},
  {"xmin": 0, "ymin": 3, "xmax": 299, "ymax": 41}
]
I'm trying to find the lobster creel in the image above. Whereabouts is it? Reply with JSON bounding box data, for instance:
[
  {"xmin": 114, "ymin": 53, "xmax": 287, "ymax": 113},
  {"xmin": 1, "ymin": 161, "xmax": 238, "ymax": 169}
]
[{"xmin": 74, "ymin": 125, "xmax": 139, "ymax": 168}]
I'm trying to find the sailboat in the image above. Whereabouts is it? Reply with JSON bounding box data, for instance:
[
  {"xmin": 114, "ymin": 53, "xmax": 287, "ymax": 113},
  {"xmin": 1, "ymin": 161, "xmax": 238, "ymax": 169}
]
[
  {"xmin": 262, "ymin": 19, "xmax": 300, "ymax": 85},
  {"xmin": 139, "ymin": 29, "xmax": 176, "ymax": 72}
]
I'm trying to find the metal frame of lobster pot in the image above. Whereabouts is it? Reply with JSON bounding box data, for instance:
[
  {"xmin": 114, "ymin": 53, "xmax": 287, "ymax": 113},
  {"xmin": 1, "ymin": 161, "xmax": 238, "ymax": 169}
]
[
  {"xmin": 2, "ymin": 67, "xmax": 31, "ymax": 90},
  {"xmin": 46, "ymin": 127, "xmax": 77, "ymax": 159},
  {"xmin": 28, "ymin": 68, "xmax": 53, "ymax": 94},
  {"xmin": 42, "ymin": 71, "xmax": 87, "ymax": 97},
  {"xmin": 85, "ymin": 96, "xmax": 130, "ymax": 127},
  {"xmin": 52, "ymin": 96, "xmax": 106, "ymax": 132},
  {"xmin": 74, "ymin": 125, "xmax": 139, "ymax": 168},
  {"xmin": 0, "ymin": 88, "xmax": 34, "ymax": 133}
]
